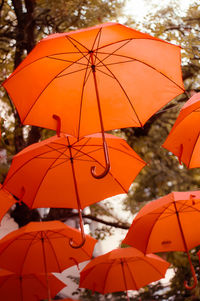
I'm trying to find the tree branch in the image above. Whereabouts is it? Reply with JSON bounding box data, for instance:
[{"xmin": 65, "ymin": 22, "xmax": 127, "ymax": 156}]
[{"xmin": 60, "ymin": 212, "xmax": 130, "ymax": 230}]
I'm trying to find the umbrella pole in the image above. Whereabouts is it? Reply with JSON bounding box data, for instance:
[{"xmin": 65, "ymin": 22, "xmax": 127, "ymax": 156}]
[
  {"xmin": 121, "ymin": 259, "xmax": 130, "ymax": 301},
  {"xmin": 68, "ymin": 146, "xmax": 86, "ymax": 249},
  {"xmin": 174, "ymin": 202, "xmax": 198, "ymax": 290},
  {"xmin": 41, "ymin": 233, "xmax": 52, "ymax": 301},
  {"xmin": 90, "ymin": 52, "xmax": 110, "ymax": 179}
]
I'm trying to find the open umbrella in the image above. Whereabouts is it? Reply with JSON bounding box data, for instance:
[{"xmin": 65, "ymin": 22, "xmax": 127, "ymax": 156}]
[
  {"xmin": 123, "ymin": 191, "xmax": 200, "ymax": 289},
  {"xmin": 163, "ymin": 92, "xmax": 200, "ymax": 168},
  {"xmin": 3, "ymin": 133, "xmax": 146, "ymax": 247},
  {"xmin": 79, "ymin": 247, "xmax": 170, "ymax": 300},
  {"xmin": 0, "ymin": 184, "xmax": 16, "ymax": 222},
  {"xmin": 0, "ymin": 220, "xmax": 97, "ymax": 300},
  {"xmin": 3, "ymin": 22, "xmax": 184, "ymax": 178},
  {"xmin": 0, "ymin": 269, "xmax": 66, "ymax": 301}
]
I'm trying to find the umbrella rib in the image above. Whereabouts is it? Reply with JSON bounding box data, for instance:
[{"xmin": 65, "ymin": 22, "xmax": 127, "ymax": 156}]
[
  {"xmin": 56, "ymin": 66, "xmax": 89, "ymax": 78},
  {"xmin": 95, "ymin": 39, "xmax": 132, "ymax": 67},
  {"xmin": 124, "ymin": 259, "xmax": 139, "ymax": 290},
  {"xmin": 73, "ymin": 144, "xmax": 145, "ymax": 166},
  {"xmin": 65, "ymin": 35, "xmax": 90, "ymax": 63},
  {"xmin": 19, "ymin": 231, "xmax": 40, "ymax": 274},
  {"xmin": 102, "ymin": 260, "xmax": 116, "ymax": 294},
  {"xmin": 136, "ymin": 256, "xmax": 167, "ymax": 278},
  {"xmin": 3, "ymin": 50, "xmax": 87, "ymax": 85},
  {"xmin": 47, "ymin": 55, "xmax": 88, "ymax": 66},
  {"xmin": 28, "ymin": 147, "xmax": 68, "ymax": 208},
  {"xmin": 137, "ymin": 204, "xmax": 171, "ymax": 254},
  {"xmin": 72, "ymin": 137, "xmax": 92, "ymax": 159},
  {"xmin": 67, "ymin": 146, "xmax": 128, "ymax": 193},
  {"xmin": 96, "ymin": 38, "xmax": 184, "ymax": 89},
  {"xmin": 77, "ymin": 54, "xmax": 93, "ymax": 140},
  {"xmin": 31, "ymin": 273, "xmax": 50, "ymax": 290},
  {"xmin": 178, "ymin": 200, "xmax": 200, "ymax": 214},
  {"xmin": 21, "ymin": 55, "xmax": 88, "ymax": 124},
  {"xmin": 72, "ymin": 146, "xmax": 103, "ymax": 160},
  {"xmin": 92, "ymin": 51, "xmax": 143, "ymax": 127},
  {"xmin": 46, "ymin": 144, "xmax": 70, "ymax": 158},
  {"xmin": 104, "ymin": 145, "xmax": 146, "ymax": 162},
  {"xmin": 64, "ymin": 38, "xmax": 94, "ymax": 141},
  {"xmin": 43, "ymin": 231, "xmax": 63, "ymax": 273},
  {"xmin": 173, "ymin": 201, "xmax": 189, "ymax": 251},
  {"xmin": 92, "ymin": 27, "xmax": 102, "ymax": 66},
  {"xmin": 187, "ymin": 131, "xmax": 200, "ymax": 168},
  {"xmin": 3, "ymin": 146, "xmax": 67, "ymax": 187}
]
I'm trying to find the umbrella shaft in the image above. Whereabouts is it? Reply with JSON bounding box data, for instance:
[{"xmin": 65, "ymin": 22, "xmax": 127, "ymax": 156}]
[{"xmin": 41, "ymin": 235, "xmax": 52, "ymax": 301}]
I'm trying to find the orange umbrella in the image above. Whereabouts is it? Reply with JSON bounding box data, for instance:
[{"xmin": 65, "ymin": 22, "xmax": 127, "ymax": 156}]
[
  {"xmin": 3, "ymin": 133, "xmax": 146, "ymax": 247},
  {"xmin": 163, "ymin": 92, "xmax": 200, "ymax": 168},
  {"xmin": 0, "ymin": 269, "xmax": 66, "ymax": 301},
  {"xmin": 79, "ymin": 247, "xmax": 170, "ymax": 300},
  {"xmin": 0, "ymin": 184, "xmax": 16, "ymax": 222},
  {"xmin": 3, "ymin": 22, "xmax": 184, "ymax": 178},
  {"xmin": 123, "ymin": 191, "xmax": 200, "ymax": 290},
  {"xmin": 0, "ymin": 221, "xmax": 96, "ymax": 300}
]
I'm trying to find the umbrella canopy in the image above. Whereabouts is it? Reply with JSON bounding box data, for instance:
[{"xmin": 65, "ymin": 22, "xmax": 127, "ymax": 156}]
[
  {"xmin": 3, "ymin": 22, "xmax": 184, "ymax": 136},
  {"xmin": 163, "ymin": 92, "xmax": 200, "ymax": 168},
  {"xmin": 0, "ymin": 184, "xmax": 16, "ymax": 222},
  {"xmin": 79, "ymin": 247, "xmax": 170, "ymax": 300},
  {"xmin": 0, "ymin": 269, "xmax": 66, "ymax": 301},
  {"xmin": 3, "ymin": 22, "xmax": 184, "ymax": 178},
  {"xmin": 123, "ymin": 191, "xmax": 200, "ymax": 289},
  {"xmin": 0, "ymin": 221, "xmax": 96, "ymax": 300},
  {"xmin": 3, "ymin": 133, "xmax": 146, "ymax": 247}
]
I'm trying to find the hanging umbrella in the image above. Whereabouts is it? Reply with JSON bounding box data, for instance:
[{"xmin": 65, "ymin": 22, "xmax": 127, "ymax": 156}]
[
  {"xmin": 79, "ymin": 247, "xmax": 170, "ymax": 300},
  {"xmin": 0, "ymin": 269, "xmax": 66, "ymax": 301},
  {"xmin": 0, "ymin": 184, "xmax": 16, "ymax": 222},
  {"xmin": 3, "ymin": 22, "xmax": 184, "ymax": 178},
  {"xmin": 0, "ymin": 220, "xmax": 97, "ymax": 301},
  {"xmin": 123, "ymin": 191, "xmax": 200, "ymax": 289},
  {"xmin": 3, "ymin": 133, "xmax": 146, "ymax": 247},
  {"xmin": 163, "ymin": 92, "xmax": 200, "ymax": 168}
]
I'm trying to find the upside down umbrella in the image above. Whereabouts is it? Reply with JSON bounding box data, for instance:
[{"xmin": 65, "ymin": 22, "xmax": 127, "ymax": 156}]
[
  {"xmin": 163, "ymin": 92, "xmax": 200, "ymax": 168},
  {"xmin": 123, "ymin": 191, "xmax": 200, "ymax": 290},
  {"xmin": 3, "ymin": 133, "xmax": 146, "ymax": 248},
  {"xmin": 3, "ymin": 22, "xmax": 184, "ymax": 178},
  {"xmin": 0, "ymin": 184, "xmax": 16, "ymax": 222},
  {"xmin": 79, "ymin": 247, "xmax": 170, "ymax": 300},
  {"xmin": 0, "ymin": 221, "xmax": 97, "ymax": 301},
  {"xmin": 0, "ymin": 269, "xmax": 66, "ymax": 301}
]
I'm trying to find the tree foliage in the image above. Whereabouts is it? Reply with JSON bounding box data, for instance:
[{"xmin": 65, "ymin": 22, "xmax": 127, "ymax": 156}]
[{"xmin": 1, "ymin": 0, "xmax": 200, "ymax": 300}]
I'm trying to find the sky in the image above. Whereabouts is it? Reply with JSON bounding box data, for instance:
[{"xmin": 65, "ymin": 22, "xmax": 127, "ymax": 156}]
[{"xmin": 123, "ymin": 0, "xmax": 194, "ymax": 21}]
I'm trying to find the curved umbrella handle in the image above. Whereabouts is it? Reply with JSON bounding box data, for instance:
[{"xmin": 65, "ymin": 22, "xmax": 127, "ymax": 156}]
[
  {"xmin": 91, "ymin": 140, "xmax": 110, "ymax": 179},
  {"xmin": 184, "ymin": 262, "xmax": 198, "ymax": 290},
  {"xmin": 69, "ymin": 207, "xmax": 86, "ymax": 249},
  {"xmin": 52, "ymin": 114, "xmax": 61, "ymax": 137}
]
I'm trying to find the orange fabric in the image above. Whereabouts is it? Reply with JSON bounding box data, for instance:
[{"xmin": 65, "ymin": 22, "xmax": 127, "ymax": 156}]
[
  {"xmin": 0, "ymin": 184, "xmax": 16, "ymax": 222},
  {"xmin": 163, "ymin": 92, "xmax": 200, "ymax": 168},
  {"xmin": 0, "ymin": 220, "xmax": 97, "ymax": 274},
  {"xmin": 123, "ymin": 191, "xmax": 200, "ymax": 253},
  {"xmin": 3, "ymin": 22, "xmax": 184, "ymax": 137},
  {"xmin": 3, "ymin": 133, "xmax": 146, "ymax": 209},
  {"xmin": 0, "ymin": 269, "xmax": 65, "ymax": 300},
  {"xmin": 79, "ymin": 247, "xmax": 170, "ymax": 294}
]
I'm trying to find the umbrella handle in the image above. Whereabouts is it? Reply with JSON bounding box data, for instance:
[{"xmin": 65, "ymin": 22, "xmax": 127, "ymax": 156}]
[
  {"xmin": 91, "ymin": 140, "xmax": 110, "ymax": 179},
  {"xmin": 52, "ymin": 114, "xmax": 61, "ymax": 137},
  {"xmin": 178, "ymin": 144, "xmax": 183, "ymax": 165},
  {"xmin": 184, "ymin": 261, "xmax": 198, "ymax": 290},
  {"xmin": 69, "ymin": 207, "xmax": 86, "ymax": 249}
]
